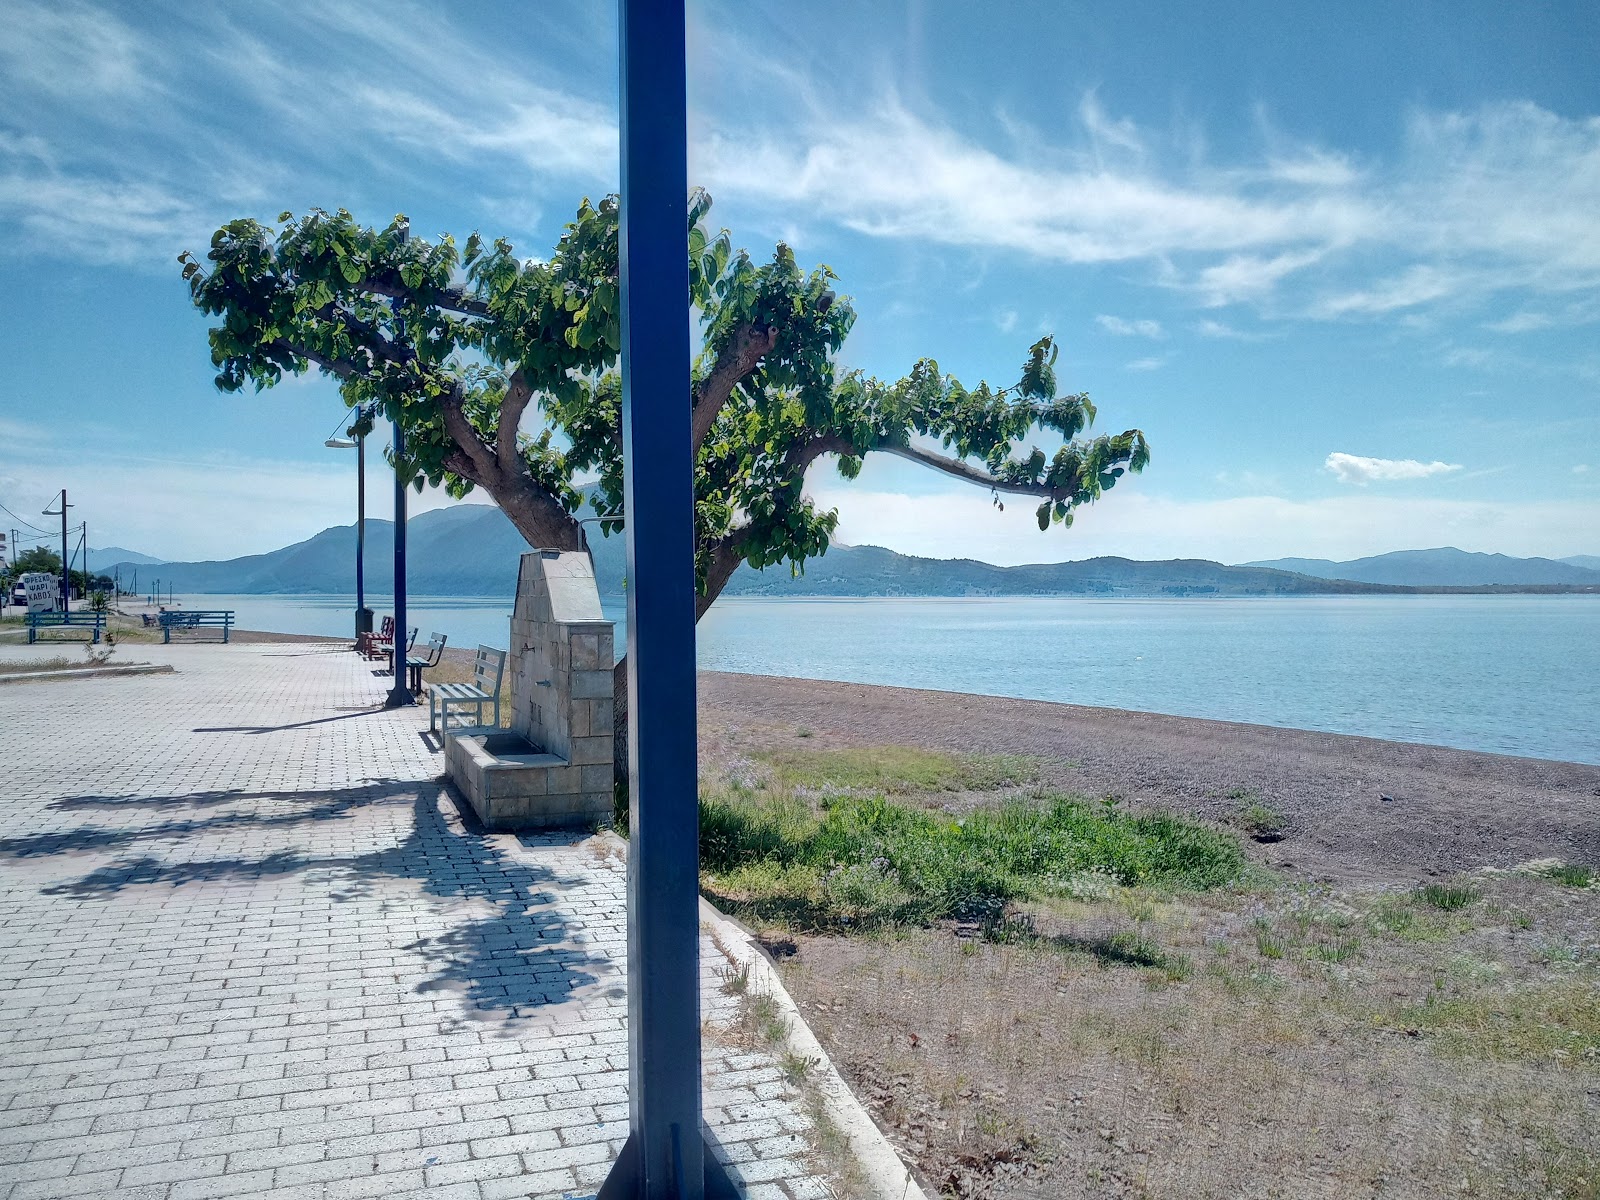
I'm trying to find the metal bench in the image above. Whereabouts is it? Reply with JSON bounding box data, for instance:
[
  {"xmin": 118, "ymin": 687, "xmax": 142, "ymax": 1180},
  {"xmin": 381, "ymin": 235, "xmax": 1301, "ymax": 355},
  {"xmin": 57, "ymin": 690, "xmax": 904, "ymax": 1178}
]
[
  {"xmin": 430, "ymin": 644, "xmax": 506, "ymax": 734},
  {"xmin": 404, "ymin": 632, "xmax": 448, "ymax": 694},
  {"xmin": 158, "ymin": 610, "xmax": 235, "ymax": 643},
  {"xmin": 26, "ymin": 610, "xmax": 106, "ymax": 644}
]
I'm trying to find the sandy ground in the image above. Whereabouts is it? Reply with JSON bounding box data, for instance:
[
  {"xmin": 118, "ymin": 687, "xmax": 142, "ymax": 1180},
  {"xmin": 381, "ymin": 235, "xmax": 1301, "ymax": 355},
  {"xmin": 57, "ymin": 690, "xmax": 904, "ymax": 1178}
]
[{"xmin": 697, "ymin": 672, "xmax": 1600, "ymax": 887}]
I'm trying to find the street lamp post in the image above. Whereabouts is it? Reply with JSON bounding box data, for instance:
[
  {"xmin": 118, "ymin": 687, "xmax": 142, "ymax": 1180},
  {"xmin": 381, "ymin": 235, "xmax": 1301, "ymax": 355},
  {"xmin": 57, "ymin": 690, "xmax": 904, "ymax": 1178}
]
[
  {"xmin": 326, "ymin": 418, "xmax": 369, "ymax": 642},
  {"xmin": 599, "ymin": 1, "xmax": 736, "ymax": 1196},
  {"xmin": 385, "ymin": 219, "xmax": 414, "ymax": 708}
]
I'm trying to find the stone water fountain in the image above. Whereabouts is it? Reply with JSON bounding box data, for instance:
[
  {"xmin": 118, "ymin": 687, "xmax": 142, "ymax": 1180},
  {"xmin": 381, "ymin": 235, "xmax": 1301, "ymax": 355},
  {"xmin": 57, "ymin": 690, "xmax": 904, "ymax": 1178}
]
[{"xmin": 443, "ymin": 549, "xmax": 615, "ymax": 830}]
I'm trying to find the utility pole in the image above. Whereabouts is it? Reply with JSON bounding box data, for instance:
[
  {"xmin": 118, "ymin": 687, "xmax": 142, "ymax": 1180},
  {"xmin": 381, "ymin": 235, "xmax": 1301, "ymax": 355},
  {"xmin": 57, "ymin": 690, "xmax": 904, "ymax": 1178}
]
[{"xmin": 41, "ymin": 490, "xmax": 72, "ymax": 611}]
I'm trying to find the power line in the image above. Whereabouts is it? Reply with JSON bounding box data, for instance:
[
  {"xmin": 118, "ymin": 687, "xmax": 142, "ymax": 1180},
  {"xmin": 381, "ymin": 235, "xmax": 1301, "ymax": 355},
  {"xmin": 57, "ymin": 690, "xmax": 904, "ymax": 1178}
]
[{"xmin": 0, "ymin": 502, "xmax": 54, "ymax": 535}]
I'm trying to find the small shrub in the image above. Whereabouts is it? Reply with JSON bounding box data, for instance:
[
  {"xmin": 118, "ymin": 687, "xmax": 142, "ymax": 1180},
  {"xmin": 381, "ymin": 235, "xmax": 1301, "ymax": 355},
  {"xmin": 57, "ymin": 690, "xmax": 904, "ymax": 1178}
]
[
  {"xmin": 1418, "ymin": 882, "xmax": 1479, "ymax": 911},
  {"xmin": 1539, "ymin": 863, "xmax": 1594, "ymax": 889},
  {"xmin": 779, "ymin": 1052, "xmax": 819, "ymax": 1086},
  {"xmin": 1309, "ymin": 936, "xmax": 1361, "ymax": 963},
  {"xmin": 1237, "ymin": 800, "xmax": 1285, "ymax": 839}
]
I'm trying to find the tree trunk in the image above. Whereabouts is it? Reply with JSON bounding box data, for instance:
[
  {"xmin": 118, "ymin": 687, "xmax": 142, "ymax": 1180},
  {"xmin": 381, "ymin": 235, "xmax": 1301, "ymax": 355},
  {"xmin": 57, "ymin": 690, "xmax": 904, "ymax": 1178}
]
[{"xmin": 612, "ymin": 656, "xmax": 630, "ymax": 796}]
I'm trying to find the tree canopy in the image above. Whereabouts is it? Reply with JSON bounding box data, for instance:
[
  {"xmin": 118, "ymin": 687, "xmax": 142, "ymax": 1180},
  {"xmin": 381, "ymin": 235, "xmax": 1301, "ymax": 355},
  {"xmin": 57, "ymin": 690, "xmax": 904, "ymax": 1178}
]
[{"xmin": 181, "ymin": 191, "xmax": 1149, "ymax": 618}]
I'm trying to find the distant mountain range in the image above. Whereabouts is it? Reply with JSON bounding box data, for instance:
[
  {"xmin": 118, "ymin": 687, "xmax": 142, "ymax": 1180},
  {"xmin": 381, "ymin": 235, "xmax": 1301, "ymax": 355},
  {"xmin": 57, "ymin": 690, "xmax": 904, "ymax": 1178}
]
[
  {"xmin": 1245, "ymin": 547, "xmax": 1600, "ymax": 587},
  {"xmin": 100, "ymin": 505, "xmax": 1600, "ymax": 599},
  {"xmin": 88, "ymin": 546, "xmax": 166, "ymax": 572}
]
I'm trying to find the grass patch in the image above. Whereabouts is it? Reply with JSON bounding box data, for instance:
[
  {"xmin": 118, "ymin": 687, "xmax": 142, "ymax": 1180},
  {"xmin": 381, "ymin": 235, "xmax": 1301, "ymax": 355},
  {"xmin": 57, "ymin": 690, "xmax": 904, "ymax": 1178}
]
[
  {"xmin": 0, "ymin": 656, "xmax": 75, "ymax": 674},
  {"xmin": 754, "ymin": 745, "xmax": 1038, "ymax": 796},
  {"xmin": 1370, "ymin": 893, "xmax": 1464, "ymax": 943},
  {"xmin": 1538, "ymin": 863, "xmax": 1595, "ymax": 889},
  {"xmin": 700, "ymin": 787, "xmax": 1245, "ymax": 931},
  {"xmin": 1393, "ymin": 981, "xmax": 1600, "ymax": 1062},
  {"xmin": 1236, "ymin": 799, "xmax": 1285, "ymax": 838},
  {"xmin": 1418, "ymin": 882, "xmax": 1480, "ymax": 911}
]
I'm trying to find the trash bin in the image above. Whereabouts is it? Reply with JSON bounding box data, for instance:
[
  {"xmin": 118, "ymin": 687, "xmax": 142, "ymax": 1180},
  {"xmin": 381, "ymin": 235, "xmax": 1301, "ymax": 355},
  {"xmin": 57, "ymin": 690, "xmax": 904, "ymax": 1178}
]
[{"xmin": 357, "ymin": 606, "xmax": 374, "ymax": 637}]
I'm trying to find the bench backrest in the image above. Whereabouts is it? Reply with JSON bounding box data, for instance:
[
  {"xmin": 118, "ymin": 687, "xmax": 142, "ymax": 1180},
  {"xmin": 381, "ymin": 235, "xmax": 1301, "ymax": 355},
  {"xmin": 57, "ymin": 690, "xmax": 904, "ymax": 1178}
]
[{"xmin": 472, "ymin": 645, "xmax": 506, "ymax": 693}]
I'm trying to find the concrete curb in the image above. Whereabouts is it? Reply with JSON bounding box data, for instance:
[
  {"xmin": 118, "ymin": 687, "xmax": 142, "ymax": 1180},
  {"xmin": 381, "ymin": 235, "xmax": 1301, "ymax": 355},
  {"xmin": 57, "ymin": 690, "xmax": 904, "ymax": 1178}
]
[
  {"xmin": 697, "ymin": 896, "xmax": 932, "ymax": 1200},
  {"xmin": 0, "ymin": 663, "xmax": 175, "ymax": 686}
]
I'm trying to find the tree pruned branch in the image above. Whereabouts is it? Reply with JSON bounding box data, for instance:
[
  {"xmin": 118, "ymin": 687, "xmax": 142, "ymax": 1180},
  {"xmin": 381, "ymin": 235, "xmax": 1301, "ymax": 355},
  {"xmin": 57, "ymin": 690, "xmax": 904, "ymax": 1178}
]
[
  {"xmin": 692, "ymin": 321, "xmax": 776, "ymax": 450},
  {"xmin": 878, "ymin": 443, "xmax": 1060, "ymax": 497}
]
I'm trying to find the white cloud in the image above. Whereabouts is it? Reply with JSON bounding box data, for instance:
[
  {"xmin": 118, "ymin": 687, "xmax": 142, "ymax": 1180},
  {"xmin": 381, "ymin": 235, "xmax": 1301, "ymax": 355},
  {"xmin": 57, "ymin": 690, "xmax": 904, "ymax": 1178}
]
[
  {"xmin": 994, "ymin": 309, "xmax": 1019, "ymax": 334},
  {"xmin": 1125, "ymin": 356, "xmax": 1167, "ymax": 372},
  {"xmin": 1485, "ymin": 311, "xmax": 1554, "ymax": 334},
  {"xmin": 701, "ymin": 77, "xmax": 1600, "ymax": 319},
  {"xmin": 1324, "ymin": 453, "xmax": 1464, "ymax": 484},
  {"xmin": 1575, "ymin": 464, "xmax": 1591, "ymax": 475},
  {"xmin": 1193, "ymin": 318, "xmax": 1268, "ymax": 341},
  {"xmin": 1096, "ymin": 314, "xmax": 1165, "ymax": 338}
]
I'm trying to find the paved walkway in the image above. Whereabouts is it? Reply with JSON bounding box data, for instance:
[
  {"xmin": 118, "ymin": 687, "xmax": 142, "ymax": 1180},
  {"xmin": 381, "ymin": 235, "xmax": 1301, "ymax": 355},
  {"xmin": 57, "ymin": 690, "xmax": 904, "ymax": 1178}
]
[{"xmin": 0, "ymin": 643, "xmax": 836, "ymax": 1199}]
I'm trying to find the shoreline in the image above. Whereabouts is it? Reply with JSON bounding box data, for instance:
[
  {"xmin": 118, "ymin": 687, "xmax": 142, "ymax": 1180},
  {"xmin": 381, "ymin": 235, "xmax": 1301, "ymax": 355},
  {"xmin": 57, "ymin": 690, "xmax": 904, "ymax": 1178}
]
[
  {"xmin": 221, "ymin": 631, "xmax": 1599, "ymax": 884},
  {"xmin": 698, "ymin": 671, "xmax": 1600, "ymax": 886}
]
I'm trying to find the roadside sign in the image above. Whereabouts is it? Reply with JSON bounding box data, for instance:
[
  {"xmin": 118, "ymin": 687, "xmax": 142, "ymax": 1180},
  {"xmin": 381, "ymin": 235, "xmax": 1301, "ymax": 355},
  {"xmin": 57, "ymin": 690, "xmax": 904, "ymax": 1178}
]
[{"xmin": 22, "ymin": 572, "xmax": 59, "ymax": 613}]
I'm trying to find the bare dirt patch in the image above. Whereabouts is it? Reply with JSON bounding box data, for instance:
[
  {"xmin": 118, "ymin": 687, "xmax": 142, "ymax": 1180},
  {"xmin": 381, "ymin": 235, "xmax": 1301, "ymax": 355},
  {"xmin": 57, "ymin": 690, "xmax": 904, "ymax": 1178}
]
[{"xmin": 697, "ymin": 674, "xmax": 1600, "ymax": 1199}]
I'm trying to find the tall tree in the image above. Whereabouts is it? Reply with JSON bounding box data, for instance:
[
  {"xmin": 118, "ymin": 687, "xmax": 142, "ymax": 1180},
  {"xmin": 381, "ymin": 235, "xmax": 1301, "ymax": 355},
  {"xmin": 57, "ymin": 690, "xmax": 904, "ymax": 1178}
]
[{"xmin": 182, "ymin": 192, "xmax": 1149, "ymax": 776}]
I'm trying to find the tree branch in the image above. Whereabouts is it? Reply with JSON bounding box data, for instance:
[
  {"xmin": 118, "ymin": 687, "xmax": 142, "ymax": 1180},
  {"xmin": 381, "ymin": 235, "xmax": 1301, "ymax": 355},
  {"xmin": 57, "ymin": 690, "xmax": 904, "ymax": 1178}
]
[
  {"xmin": 361, "ymin": 275, "xmax": 492, "ymax": 318},
  {"xmin": 697, "ymin": 527, "xmax": 753, "ymax": 620},
  {"xmin": 879, "ymin": 443, "xmax": 1059, "ymax": 497},
  {"xmin": 691, "ymin": 322, "xmax": 776, "ymax": 450},
  {"xmin": 496, "ymin": 369, "xmax": 534, "ymax": 474}
]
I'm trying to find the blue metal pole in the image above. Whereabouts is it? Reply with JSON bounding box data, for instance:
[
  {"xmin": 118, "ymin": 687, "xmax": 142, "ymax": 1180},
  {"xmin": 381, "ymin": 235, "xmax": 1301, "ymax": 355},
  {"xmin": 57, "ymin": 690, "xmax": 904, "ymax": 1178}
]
[
  {"xmin": 385, "ymin": 225, "xmax": 414, "ymax": 707},
  {"xmin": 600, "ymin": 0, "xmax": 734, "ymax": 1195}
]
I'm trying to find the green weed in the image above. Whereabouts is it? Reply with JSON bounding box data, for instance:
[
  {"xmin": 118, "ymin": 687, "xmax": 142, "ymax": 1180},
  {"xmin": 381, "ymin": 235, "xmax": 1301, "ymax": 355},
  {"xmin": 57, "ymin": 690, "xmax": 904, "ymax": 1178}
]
[
  {"xmin": 1539, "ymin": 863, "xmax": 1595, "ymax": 889},
  {"xmin": 1418, "ymin": 882, "xmax": 1480, "ymax": 911},
  {"xmin": 699, "ymin": 786, "xmax": 1246, "ymax": 931}
]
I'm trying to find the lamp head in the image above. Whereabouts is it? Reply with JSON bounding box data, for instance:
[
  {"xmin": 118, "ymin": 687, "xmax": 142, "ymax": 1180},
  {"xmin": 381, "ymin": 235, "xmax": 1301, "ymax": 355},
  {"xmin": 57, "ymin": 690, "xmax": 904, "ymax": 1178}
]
[{"xmin": 325, "ymin": 437, "xmax": 359, "ymax": 449}]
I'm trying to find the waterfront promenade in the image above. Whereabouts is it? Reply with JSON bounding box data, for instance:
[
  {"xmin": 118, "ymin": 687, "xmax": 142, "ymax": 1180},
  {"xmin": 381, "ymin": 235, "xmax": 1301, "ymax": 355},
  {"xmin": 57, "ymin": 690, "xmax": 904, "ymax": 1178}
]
[{"xmin": 0, "ymin": 643, "xmax": 838, "ymax": 1199}]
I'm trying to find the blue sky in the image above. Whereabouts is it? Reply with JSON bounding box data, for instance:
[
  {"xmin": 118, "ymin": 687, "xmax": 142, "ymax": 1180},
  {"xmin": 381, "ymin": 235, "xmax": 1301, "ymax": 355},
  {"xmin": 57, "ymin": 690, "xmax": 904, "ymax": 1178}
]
[{"xmin": 1, "ymin": 0, "xmax": 1596, "ymax": 566}]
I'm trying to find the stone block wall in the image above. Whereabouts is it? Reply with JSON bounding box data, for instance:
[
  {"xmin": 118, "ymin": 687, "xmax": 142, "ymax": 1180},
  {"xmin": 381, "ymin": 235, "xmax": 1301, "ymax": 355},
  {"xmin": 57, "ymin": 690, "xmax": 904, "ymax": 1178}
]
[{"xmin": 446, "ymin": 548, "xmax": 615, "ymax": 831}]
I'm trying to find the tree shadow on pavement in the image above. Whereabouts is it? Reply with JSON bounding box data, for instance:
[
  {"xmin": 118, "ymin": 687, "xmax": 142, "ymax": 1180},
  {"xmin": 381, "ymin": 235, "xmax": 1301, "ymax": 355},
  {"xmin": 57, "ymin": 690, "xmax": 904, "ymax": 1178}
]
[{"xmin": 11, "ymin": 779, "xmax": 614, "ymax": 1022}]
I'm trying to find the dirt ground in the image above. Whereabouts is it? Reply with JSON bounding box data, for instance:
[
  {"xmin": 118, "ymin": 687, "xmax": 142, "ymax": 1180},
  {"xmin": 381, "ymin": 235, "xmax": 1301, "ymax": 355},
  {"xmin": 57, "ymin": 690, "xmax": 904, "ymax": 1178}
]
[{"xmin": 697, "ymin": 671, "xmax": 1600, "ymax": 1200}]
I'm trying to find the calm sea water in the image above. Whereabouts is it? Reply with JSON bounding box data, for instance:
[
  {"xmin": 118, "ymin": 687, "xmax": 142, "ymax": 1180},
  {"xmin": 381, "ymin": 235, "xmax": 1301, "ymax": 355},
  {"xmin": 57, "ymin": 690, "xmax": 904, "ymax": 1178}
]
[{"xmin": 171, "ymin": 592, "xmax": 1600, "ymax": 765}]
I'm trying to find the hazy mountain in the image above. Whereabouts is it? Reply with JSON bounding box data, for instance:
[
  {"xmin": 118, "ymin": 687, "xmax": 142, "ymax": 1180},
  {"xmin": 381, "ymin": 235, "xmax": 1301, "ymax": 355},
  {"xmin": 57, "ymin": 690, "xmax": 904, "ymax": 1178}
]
[
  {"xmin": 88, "ymin": 546, "xmax": 166, "ymax": 572},
  {"xmin": 110, "ymin": 505, "xmax": 575, "ymax": 597},
  {"xmin": 1244, "ymin": 547, "xmax": 1600, "ymax": 587},
  {"xmin": 721, "ymin": 545, "xmax": 1409, "ymax": 597},
  {"xmin": 1563, "ymin": 555, "xmax": 1600, "ymax": 572},
  {"xmin": 106, "ymin": 511, "xmax": 1599, "ymax": 600}
]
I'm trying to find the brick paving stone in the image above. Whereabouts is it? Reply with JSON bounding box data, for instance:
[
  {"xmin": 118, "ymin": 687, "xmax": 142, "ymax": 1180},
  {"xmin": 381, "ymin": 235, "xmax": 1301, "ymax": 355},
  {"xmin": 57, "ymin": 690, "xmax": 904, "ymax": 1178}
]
[{"xmin": 0, "ymin": 644, "xmax": 842, "ymax": 1197}]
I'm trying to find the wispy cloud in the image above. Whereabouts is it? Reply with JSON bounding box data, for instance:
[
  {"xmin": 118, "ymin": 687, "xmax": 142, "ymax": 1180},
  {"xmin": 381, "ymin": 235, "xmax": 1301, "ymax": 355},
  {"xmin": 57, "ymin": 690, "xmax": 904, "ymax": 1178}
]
[
  {"xmin": 1096, "ymin": 314, "xmax": 1164, "ymax": 339},
  {"xmin": 699, "ymin": 66, "xmax": 1600, "ymax": 321},
  {"xmin": 1485, "ymin": 311, "xmax": 1554, "ymax": 334},
  {"xmin": 1193, "ymin": 318, "xmax": 1268, "ymax": 341},
  {"xmin": 1324, "ymin": 453, "xmax": 1463, "ymax": 484},
  {"xmin": 1125, "ymin": 356, "xmax": 1167, "ymax": 372}
]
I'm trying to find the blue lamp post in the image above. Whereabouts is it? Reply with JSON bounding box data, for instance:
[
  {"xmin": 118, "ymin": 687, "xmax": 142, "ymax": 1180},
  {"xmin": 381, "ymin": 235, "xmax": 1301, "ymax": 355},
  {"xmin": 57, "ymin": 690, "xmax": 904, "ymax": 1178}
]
[
  {"xmin": 599, "ymin": 2, "xmax": 736, "ymax": 1196},
  {"xmin": 385, "ymin": 221, "xmax": 414, "ymax": 708}
]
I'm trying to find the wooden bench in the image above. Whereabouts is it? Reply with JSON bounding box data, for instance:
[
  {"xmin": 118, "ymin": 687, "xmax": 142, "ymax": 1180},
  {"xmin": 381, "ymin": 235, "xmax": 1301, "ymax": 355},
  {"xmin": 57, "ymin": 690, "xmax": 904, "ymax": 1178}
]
[
  {"xmin": 404, "ymin": 632, "xmax": 448, "ymax": 694},
  {"xmin": 430, "ymin": 645, "xmax": 506, "ymax": 735},
  {"xmin": 27, "ymin": 611, "xmax": 106, "ymax": 644},
  {"xmin": 158, "ymin": 610, "xmax": 235, "ymax": 643}
]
